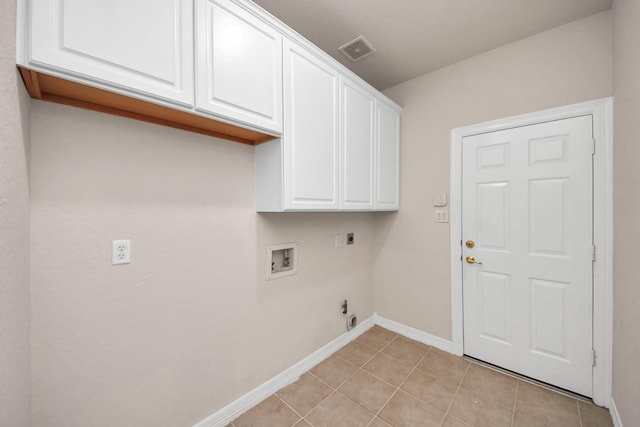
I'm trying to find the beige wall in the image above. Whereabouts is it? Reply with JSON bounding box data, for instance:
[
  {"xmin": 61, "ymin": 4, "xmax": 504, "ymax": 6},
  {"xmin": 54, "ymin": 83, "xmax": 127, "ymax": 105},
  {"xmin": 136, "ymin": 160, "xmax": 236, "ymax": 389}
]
[
  {"xmin": 0, "ymin": 1, "xmax": 31, "ymax": 426},
  {"xmin": 377, "ymin": 11, "xmax": 613, "ymax": 339},
  {"xmin": 29, "ymin": 102, "xmax": 375, "ymax": 426},
  {"xmin": 612, "ymin": 0, "xmax": 640, "ymax": 424}
]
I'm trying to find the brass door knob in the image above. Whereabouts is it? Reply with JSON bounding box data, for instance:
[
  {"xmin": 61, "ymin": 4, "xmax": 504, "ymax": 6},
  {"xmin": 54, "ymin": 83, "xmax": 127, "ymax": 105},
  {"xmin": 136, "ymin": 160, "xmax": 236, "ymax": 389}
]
[
  {"xmin": 466, "ymin": 256, "xmax": 483, "ymax": 265},
  {"xmin": 465, "ymin": 240, "xmax": 475, "ymax": 249}
]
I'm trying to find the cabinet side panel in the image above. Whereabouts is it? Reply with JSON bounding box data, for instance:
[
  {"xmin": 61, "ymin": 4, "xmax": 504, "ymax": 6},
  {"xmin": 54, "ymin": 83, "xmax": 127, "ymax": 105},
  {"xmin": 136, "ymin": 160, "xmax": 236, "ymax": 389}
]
[
  {"xmin": 376, "ymin": 102, "xmax": 400, "ymax": 209},
  {"xmin": 255, "ymin": 138, "xmax": 283, "ymax": 212}
]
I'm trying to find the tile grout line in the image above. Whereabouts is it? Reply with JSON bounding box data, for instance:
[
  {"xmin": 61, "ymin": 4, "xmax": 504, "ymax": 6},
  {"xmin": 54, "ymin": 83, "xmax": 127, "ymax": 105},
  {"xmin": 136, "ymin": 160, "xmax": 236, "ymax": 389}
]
[
  {"xmin": 440, "ymin": 360, "xmax": 472, "ymax": 426},
  {"xmin": 461, "ymin": 358, "xmax": 596, "ymax": 427},
  {"xmin": 510, "ymin": 380, "xmax": 520, "ymax": 427},
  {"xmin": 577, "ymin": 398, "xmax": 584, "ymax": 427},
  {"xmin": 303, "ymin": 357, "xmax": 363, "ymax": 425},
  {"xmin": 466, "ymin": 359, "xmax": 528, "ymax": 412},
  {"xmin": 465, "ymin": 355, "xmax": 592, "ymax": 403},
  {"xmin": 362, "ymin": 334, "xmax": 412, "ymax": 427},
  {"xmin": 246, "ymin": 329, "xmax": 422, "ymax": 427},
  {"xmin": 232, "ymin": 330, "xmax": 453, "ymax": 427},
  {"xmin": 364, "ymin": 335, "xmax": 427, "ymax": 426},
  {"xmin": 271, "ymin": 393, "xmax": 306, "ymax": 426},
  {"xmin": 306, "ymin": 331, "xmax": 401, "ymax": 427},
  {"xmin": 369, "ymin": 345, "xmax": 433, "ymax": 426},
  {"xmin": 348, "ymin": 333, "xmax": 401, "ymax": 427},
  {"xmin": 233, "ymin": 327, "xmax": 607, "ymax": 427},
  {"xmin": 333, "ymin": 336, "xmax": 390, "ymax": 389},
  {"xmin": 360, "ymin": 343, "xmax": 422, "ymax": 390},
  {"xmin": 370, "ymin": 346, "xmax": 478, "ymax": 422},
  {"xmin": 303, "ymin": 372, "xmax": 343, "ymax": 422}
]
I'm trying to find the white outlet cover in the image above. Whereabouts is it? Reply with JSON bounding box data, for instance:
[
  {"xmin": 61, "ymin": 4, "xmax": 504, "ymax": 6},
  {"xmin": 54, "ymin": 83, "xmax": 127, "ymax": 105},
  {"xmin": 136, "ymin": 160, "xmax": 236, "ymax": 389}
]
[{"xmin": 112, "ymin": 239, "xmax": 131, "ymax": 265}]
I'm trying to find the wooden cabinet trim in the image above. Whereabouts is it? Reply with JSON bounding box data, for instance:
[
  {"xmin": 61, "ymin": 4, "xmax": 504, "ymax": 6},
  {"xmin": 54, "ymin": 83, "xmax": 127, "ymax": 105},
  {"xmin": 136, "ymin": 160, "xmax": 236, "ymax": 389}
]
[{"xmin": 18, "ymin": 67, "xmax": 275, "ymax": 146}]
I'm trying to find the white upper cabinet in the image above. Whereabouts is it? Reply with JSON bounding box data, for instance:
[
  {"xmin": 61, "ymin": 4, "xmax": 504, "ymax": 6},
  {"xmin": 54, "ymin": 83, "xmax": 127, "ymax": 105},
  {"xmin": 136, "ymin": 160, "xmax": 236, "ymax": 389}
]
[
  {"xmin": 19, "ymin": 0, "xmax": 400, "ymax": 211},
  {"xmin": 341, "ymin": 78, "xmax": 375, "ymax": 210},
  {"xmin": 28, "ymin": 0, "xmax": 194, "ymax": 105},
  {"xmin": 195, "ymin": 0, "xmax": 282, "ymax": 133},
  {"xmin": 282, "ymin": 38, "xmax": 340, "ymax": 210},
  {"xmin": 255, "ymin": 39, "xmax": 401, "ymax": 212},
  {"xmin": 375, "ymin": 100, "xmax": 401, "ymax": 210}
]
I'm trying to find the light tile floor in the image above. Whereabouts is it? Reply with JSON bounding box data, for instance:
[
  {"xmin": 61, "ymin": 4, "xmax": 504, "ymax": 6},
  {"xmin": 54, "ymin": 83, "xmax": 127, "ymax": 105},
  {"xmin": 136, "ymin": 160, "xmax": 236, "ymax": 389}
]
[{"xmin": 229, "ymin": 326, "xmax": 613, "ymax": 427}]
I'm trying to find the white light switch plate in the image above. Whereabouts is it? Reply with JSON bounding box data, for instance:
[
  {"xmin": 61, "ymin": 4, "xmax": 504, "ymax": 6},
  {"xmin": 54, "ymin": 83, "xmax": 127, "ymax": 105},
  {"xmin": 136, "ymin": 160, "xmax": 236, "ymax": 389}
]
[
  {"xmin": 435, "ymin": 210, "xmax": 449, "ymax": 223},
  {"xmin": 432, "ymin": 193, "xmax": 448, "ymax": 207}
]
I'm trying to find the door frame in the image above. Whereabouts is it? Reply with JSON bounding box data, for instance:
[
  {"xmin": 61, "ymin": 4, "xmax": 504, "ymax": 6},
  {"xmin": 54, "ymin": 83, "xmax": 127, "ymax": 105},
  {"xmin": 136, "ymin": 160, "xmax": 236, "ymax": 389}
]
[{"xmin": 449, "ymin": 98, "xmax": 613, "ymax": 406}]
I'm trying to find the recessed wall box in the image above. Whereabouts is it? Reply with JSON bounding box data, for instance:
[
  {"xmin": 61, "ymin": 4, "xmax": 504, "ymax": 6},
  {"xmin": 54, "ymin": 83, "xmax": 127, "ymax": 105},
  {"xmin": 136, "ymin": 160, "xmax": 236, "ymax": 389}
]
[
  {"xmin": 347, "ymin": 233, "xmax": 355, "ymax": 245},
  {"xmin": 267, "ymin": 243, "xmax": 298, "ymax": 280}
]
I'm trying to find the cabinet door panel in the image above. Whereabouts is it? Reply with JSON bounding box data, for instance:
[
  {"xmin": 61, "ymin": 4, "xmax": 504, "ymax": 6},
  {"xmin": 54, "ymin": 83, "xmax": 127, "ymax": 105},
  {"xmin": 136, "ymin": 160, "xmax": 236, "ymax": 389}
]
[
  {"xmin": 30, "ymin": 0, "xmax": 194, "ymax": 105},
  {"xmin": 376, "ymin": 101, "xmax": 400, "ymax": 209},
  {"xmin": 283, "ymin": 40, "xmax": 339, "ymax": 210},
  {"xmin": 342, "ymin": 79, "xmax": 374, "ymax": 210},
  {"xmin": 196, "ymin": 0, "xmax": 282, "ymax": 133}
]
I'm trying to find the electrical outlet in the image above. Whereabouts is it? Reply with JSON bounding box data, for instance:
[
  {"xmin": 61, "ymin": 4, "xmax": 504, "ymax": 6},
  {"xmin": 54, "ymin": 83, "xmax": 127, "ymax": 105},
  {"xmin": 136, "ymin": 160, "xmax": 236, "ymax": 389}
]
[{"xmin": 112, "ymin": 240, "xmax": 131, "ymax": 265}]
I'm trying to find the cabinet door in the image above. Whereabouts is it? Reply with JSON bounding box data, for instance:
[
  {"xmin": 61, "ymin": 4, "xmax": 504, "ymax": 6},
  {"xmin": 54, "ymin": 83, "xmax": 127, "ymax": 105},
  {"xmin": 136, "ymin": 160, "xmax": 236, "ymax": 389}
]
[
  {"xmin": 196, "ymin": 0, "xmax": 282, "ymax": 133},
  {"xmin": 376, "ymin": 101, "xmax": 400, "ymax": 210},
  {"xmin": 283, "ymin": 39, "xmax": 340, "ymax": 210},
  {"xmin": 341, "ymin": 79, "xmax": 375, "ymax": 210},
  {"xmin": 29, "ymin": 0, "xmax": 194, "ymax": 106}
]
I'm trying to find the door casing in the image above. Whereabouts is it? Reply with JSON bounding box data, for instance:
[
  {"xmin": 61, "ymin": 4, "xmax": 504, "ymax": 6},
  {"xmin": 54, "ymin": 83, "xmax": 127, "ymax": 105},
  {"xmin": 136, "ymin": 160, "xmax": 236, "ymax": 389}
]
[{"xmin": 449, "ymin": 98, "xmax": 613, "ymax": 407}]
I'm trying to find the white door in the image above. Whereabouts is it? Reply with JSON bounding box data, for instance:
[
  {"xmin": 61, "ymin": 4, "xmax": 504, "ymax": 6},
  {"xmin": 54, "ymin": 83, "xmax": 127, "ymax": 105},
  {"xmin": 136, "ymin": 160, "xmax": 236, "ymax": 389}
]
[
  {"xmin": 341, "ymin": 78, "xmax": 375, "ymax": 210},
  {"xmin": 195, "ymin": 0, "xmax": 282, "ymax": 133},
  {"xmin": 375, "ymin": 101, "xmax": 400, "ymax": 210},
  {"xmin": 30, "ymin": 0, "xmax": 193, "ymax": 105},
  {"xmin": 282, "ymin": 39, "xmax": 340, "ymax": 210},
  {"xmin": 462, "ymin": 115, "xmax": 594, "ymax": 396}
]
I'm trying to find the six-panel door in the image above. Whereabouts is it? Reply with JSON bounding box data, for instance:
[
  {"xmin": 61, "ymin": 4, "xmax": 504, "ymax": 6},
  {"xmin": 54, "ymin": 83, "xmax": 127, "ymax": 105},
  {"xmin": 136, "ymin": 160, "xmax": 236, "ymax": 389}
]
[{"xmin": 462, "ymin": 115, "xmax": 594, "ymax": 396}]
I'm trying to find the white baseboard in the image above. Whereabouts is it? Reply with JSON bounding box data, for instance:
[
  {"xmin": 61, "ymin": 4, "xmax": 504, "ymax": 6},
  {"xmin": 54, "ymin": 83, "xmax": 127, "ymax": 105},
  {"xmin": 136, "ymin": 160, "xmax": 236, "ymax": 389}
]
[
  {"xmin": 373, "ymin": 313, "xmax": 454, "ymax": 354},
  {"xmin": 193, "ymin": 314, "xmax": 456, "ymax": 427},
  {"xmin": 195, "ymin": 310, "xmax": 621, "ymax": 427},
  {"xmin": 609, "ymin": 396, "xmax": 623, "ymax": 427},
  {"xmin": 193, "ymin": 315, "xmax": 375, "ymax": 427}
]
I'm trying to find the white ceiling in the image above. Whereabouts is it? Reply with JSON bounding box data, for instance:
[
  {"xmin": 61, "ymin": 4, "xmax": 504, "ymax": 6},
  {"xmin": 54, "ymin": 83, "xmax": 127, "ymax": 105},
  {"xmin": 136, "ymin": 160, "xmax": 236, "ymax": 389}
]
[{"xmin": 252, "ymin": 0, "xmax": 612, "ymax": 90}]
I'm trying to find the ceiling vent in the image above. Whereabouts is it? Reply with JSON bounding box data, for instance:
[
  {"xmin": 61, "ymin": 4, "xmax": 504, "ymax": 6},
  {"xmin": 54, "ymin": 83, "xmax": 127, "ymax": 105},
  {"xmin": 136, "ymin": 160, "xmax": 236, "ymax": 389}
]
[{"xmin": 339, "ymin": 36, "xmax": 376, "ymax": 62}]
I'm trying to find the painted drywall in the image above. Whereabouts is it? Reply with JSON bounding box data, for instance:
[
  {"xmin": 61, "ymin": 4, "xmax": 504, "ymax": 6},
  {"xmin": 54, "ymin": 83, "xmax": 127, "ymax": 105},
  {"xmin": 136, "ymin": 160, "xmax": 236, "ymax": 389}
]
[
  {"xmin": 0, "ymin": 1, "xmax": 31, "ymax": 426},
  {"xmin": 612, "ymin": 0, "xmax": 640, "ymax": 423},
  {"xmin": 29, "ymin": 101, "xmax": 375, "ymax": 426},
  {"xmin": 377, "ymin": 11, "xmax": 613, "ymax": 339}
]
